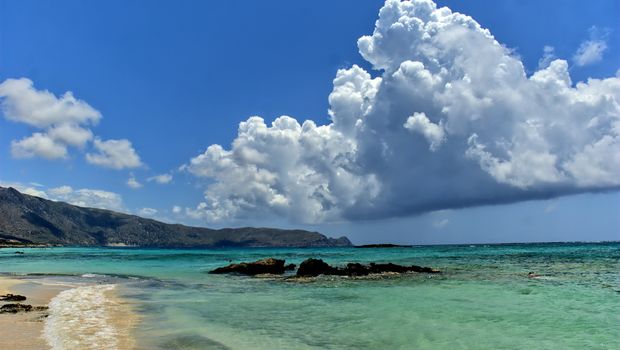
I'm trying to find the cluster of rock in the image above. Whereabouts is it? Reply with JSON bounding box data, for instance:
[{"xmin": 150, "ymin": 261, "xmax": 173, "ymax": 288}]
[
  {"xmin": 0, "ymin": 293, "xmax": 27, "ymax": 302},
  {"xmin": 0, "ymin": 293, "xmax": 48, "ymax": 314},
  {"xmin": 296, "ymin": 258, "xmax": 440, "ymax": 277},
  {"xmin": 209, "ymin": 258, "xmax": 440, "ymax": 277}
]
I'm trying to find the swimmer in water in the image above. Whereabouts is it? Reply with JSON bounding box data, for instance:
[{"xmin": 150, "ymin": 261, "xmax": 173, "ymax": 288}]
[{"xmin": 528, "ymin": 271, "xmax": 540, "ymax": 278}]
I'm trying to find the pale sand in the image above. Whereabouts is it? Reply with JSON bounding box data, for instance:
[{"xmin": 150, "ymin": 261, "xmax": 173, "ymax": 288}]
[
  {"xmin": 0, "ymin": 276, "xmax": 63, "ymax": 350},
  {"xmin": 0, "ymin": 276, "xmax": 139, "ymax": 350}
]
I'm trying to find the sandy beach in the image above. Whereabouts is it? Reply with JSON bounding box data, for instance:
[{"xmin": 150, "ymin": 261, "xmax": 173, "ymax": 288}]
[
  {"xmin": 0, "ymin": 276, "xmax": 66, "ymax": 350},
  {"xmin": 0, "ymin": 276, "xmax": 138, "ymax": 350}
]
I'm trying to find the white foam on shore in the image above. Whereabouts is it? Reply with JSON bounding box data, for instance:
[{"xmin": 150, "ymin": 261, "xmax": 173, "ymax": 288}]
[{"xmin": 44, "ymin": 284, "xmax": 119, "ymax": 350}]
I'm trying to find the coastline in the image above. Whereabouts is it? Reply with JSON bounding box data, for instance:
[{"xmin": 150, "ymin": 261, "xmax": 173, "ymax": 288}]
[{"xmin": 0, "ymin": 275, "xmax": 139, "ymax": 350}]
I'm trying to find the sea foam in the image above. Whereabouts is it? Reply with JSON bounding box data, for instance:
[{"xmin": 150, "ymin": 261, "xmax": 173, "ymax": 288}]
[{"xmin": 44, "ymin": 284, "xmax": 119, "ymax": 350}]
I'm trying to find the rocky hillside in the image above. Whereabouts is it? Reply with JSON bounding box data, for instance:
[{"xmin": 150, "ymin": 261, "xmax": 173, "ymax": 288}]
[{"xmin": 0, "ymin": 187, "xmax": 351, "ymax": 248}]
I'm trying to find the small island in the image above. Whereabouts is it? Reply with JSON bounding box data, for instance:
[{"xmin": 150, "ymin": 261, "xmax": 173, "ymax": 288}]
[{"xmin": 355, "ymin": 244, "xmax": 413, "ymax": 248}]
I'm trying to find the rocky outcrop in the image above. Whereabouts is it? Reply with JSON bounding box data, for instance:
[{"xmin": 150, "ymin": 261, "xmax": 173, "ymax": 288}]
[
  {"xmin": 209, "ymin": 258, "xmax": 441, "ymax": 278},
  {"xmin": 209, "ymin": 258, "xmax": 287, "ymax": 275},
  {"xmin": 0, "ymin": 186, "xmax": 352, "ymax": 248},
  {"xmin": 296, "ymin": 258, "xmax": 341, "ymax": 277},
  {"xmin": 296, "ymin": 259, "xmax": 440, "ymax": 277},
  {"xmin": 0, "ymin": 303, "xmax": 32, "ymax": 313},
  {"xmin": 0, "ymin": 294, "xmax": 26, "ymax": 302}
]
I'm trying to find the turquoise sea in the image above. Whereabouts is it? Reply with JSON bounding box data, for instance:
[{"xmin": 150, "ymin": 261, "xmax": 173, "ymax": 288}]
[{"xmin": 1, "ymin": 242, "xmax": 619, "ymax": 349}]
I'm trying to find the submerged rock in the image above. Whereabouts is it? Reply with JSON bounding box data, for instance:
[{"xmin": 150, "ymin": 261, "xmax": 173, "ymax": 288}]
[
  {"xmin": 0, "ymin": 293, "xmax": 27, "ymax": 301},
  {"xmin": 368, "ymin": 262, "xmax": 439, "ymax": 274},
  {"xmin": 0, "ymin": 303, "xmax": 32, "ymax": 313},
  {"xmin": 209, "ymin": 258, "xmax": 287, "ymax": 275}
]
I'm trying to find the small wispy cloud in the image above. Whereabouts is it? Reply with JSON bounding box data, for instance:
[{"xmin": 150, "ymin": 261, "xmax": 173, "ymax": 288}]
[
  {"xmin": 127, "ymin": 174, "xmax": 143, "ymax": 189},
  {"xmin": 138, "ymin": 207, "xmax": 157, "ymax": 217},
  {"xmin": 147, "ymin": 173, "xmax": 173, "ymax": 184},
  {"xmin": 538, "ymin": 45, "xmax": 556, "ymax": 69},
  {"xmin": 573, "ymin": 26, "xmax": 610, "ymax": 67}
]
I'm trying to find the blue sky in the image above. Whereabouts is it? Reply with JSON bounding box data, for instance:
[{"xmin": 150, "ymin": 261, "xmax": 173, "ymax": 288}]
[{"xmin": 1, "ymin": 0, "xmax": 618, "ymax": 244}]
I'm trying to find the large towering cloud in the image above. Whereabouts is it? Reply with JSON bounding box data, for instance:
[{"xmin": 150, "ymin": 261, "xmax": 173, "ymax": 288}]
[{"xmin": 185, "ymin": 0, "xmax": 620, "ymax": 223}]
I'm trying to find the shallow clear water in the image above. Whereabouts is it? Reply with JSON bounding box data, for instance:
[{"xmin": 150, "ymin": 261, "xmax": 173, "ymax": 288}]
[{"xmin": 2, "ymin": 242, "xmax": 619, "ymax": 349}]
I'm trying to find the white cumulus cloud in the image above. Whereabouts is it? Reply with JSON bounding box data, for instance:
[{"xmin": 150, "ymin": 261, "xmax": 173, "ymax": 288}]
[
  {"xmin": 11, "ymin": 132, "xmax": 68, "ymax": 159},
  {"xmin": 3, "ymin": 181, "xmax": 125, "ymax": 212},
  {"xmin": 0, "ymin": 181, "xmax": 48, "ymax": 198},
  {"xmin": 47, "ymin": 185, "xmax": 124, "ymax": 211},
  {"xmin": 0, "ymin": 78, "xmax": 98, "ymax": 159},
  {"xmin": 184, "ymin": 116, "xmax": 380, "ymax": 223},
  {"xmin": 184, "ymin": 0, "xmax": 620, "ymax": 224},
  {"xmin": 86, "ymin": 138, "xmax": 143, "ymax": 169},
  {"xmin": 0, "ymin": 78, "xmax": 143, "ymax": 167},
  {"xmin": 0, "ymin": 78, "xmax": 101, "ymax": 128}
]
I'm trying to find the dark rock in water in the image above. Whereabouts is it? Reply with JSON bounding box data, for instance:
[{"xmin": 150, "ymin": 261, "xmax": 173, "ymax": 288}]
[
  {"xmin": 296, "ymin": 259, "xmax": 441, "ymax": 277},
  {"xmin": 296, "ymin": 258, "xmax": 341, "ymax": 277},
  {"xmin": 368, "ymin": 263, "xmax": 406, "ymax": 273},
  {"xmin": 209, "ymin": 258, "xmax": 287, "ymax": 275},
  {"xmin": 355, "ymin": 244, "xmax": 412, "ymax": 248},
  {"xmin": 284, "ymin": 263, "xmax": 296, "ymax": 271},
  {"xmin": 345, "ymin": 263, "xmax": 371, "ymax": 276},
  {"xmin": 0, "ymin": 293, "xmax": 27, "ymax": 301},
  {"xmin": 0, "ymin": 303, "xmax": 32, "ymax": 313}
]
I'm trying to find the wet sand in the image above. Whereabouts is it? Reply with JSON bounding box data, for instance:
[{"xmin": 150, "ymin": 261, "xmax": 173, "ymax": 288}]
[
  {"xmin": 0, "ymin": 277, "xmax": 66, "ymax": 350},
  {"xmin": 0, "ymin": 276, "xmax": 139, "ymax": 350}
]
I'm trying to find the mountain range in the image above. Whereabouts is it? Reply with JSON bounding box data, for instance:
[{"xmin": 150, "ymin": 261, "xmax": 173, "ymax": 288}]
[{"xmin": 0, "ymin": 186, "xmax": 351, "ymax": 248}]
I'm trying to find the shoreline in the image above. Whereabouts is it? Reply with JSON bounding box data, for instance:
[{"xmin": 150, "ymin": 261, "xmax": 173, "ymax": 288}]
[
  {"xmin": 0, "ymin": 276, "xmax": 65, "ymax": 350},
  {"xmin": 0, "ymin": 275, "xmax": 139, "ymax": 350}
]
